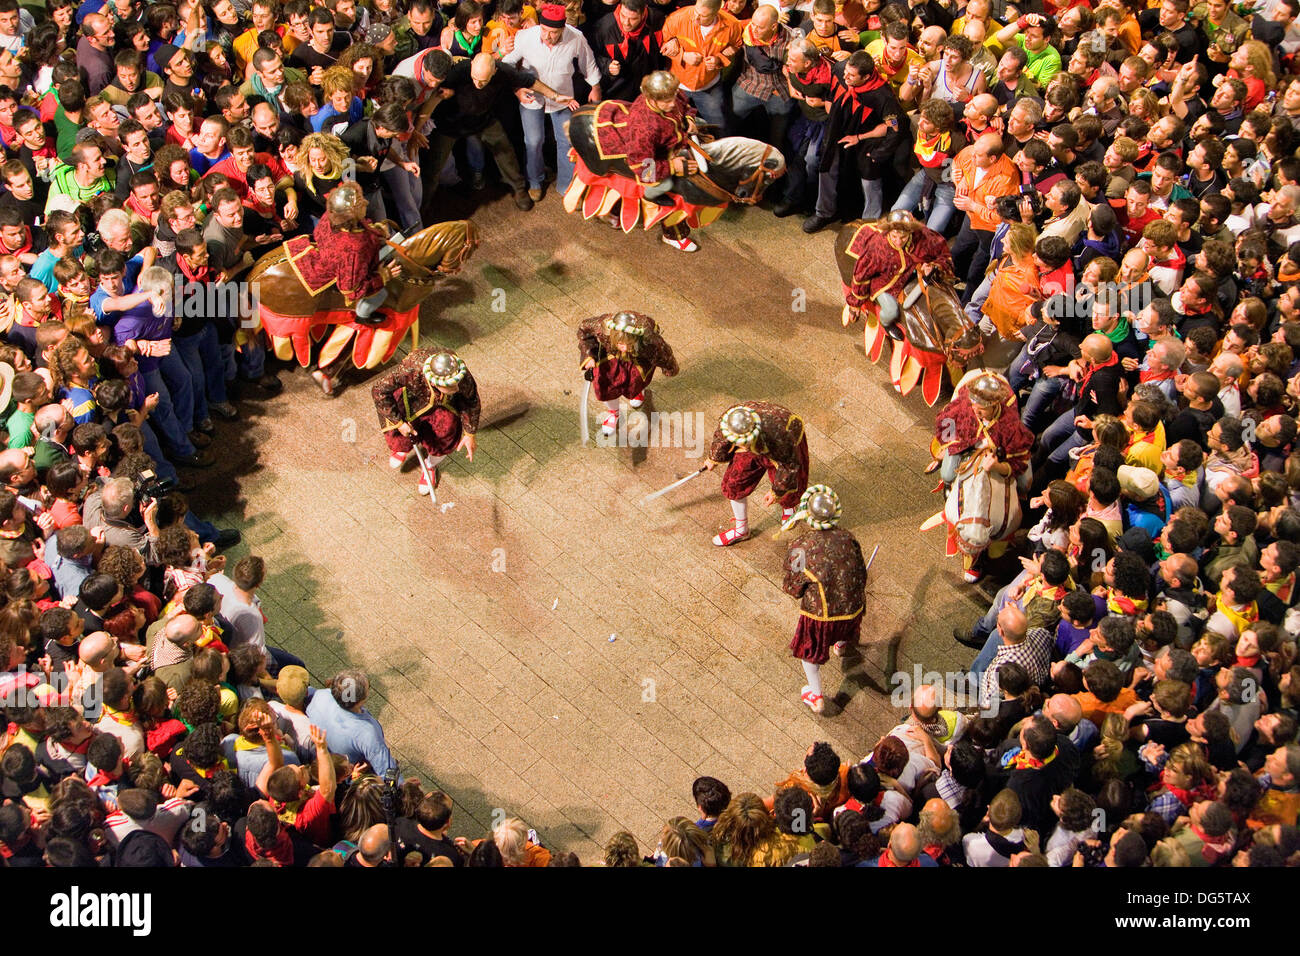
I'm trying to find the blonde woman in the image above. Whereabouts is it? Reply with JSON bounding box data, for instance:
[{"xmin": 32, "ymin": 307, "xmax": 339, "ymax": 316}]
[
  {"xmin": 294, "ymin": 132, "xmax": 351, "ymax": 225},
  {"xmin": 312, "ymin": 65, "xmax": 364, "ymax": 134},
  {"xmin": 1227, "ymin": 39, "xmax": 1275, "ymax": 112},
  {"xmin": 712, "ymin": 793, "xmax": 798, "ymax": 867}
]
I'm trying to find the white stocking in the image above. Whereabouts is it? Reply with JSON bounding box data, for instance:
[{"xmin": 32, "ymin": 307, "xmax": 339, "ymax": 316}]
[
  {"xmin": 604, "ymin": 399, "xmax": 620, "ymax": 412},
  {"xmin": 730, "ymin": 498, "xmax": 748, "ymax": 530},
  {"xmin": 801, "ymin": 659, "xmax": 822, "ymax": 697}
]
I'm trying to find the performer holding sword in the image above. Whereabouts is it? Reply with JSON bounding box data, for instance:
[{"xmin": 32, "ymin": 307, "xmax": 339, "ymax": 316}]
[
  {"xmin": 372, "ymin": 348, "xmax": 480, "ymax": 497},
  {"xmin": 704, "ymin": 402, "xmax": 810, "ymax": 546},
  {"xmin": 578, "ymin": 310, "xmax": 679, "ymax": 439}
]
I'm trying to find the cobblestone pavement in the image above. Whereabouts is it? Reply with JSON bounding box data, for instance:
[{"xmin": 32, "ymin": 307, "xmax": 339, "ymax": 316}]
[{"xmin": 204, "ymin": 190, "xmax": 990, "ymax": 859}]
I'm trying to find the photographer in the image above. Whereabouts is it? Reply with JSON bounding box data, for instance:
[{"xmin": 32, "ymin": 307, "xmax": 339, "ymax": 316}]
[{"xmin": 81, "ymin": 476, "xmax": 164, "ymax": 566}]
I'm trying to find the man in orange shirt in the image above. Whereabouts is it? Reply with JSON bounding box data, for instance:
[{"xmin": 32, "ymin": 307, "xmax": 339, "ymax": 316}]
[
  {"xmin": 950, "ymin": 131, "xmax": 1018, "ymax": 303},
  {"xmin": 660, "ymin": 0, "xmax": 742, "ymax": 131}
]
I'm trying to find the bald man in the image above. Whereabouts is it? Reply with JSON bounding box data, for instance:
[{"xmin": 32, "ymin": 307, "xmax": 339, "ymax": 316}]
[
  {"xmin": 1038, "ymin": 333, "xmax": 1122, "ymax": 466},
  {"xmin": 148, "ymin": 612, "xmax": 203, "ymax": 692},
  {"xmin": 863, "ymin": 822, "xmax": 937, "ymax": 866},
  {"xmin": 425, "ymin": 51, "xmax": 571, "ymax": 214},
  {"xmin": 32, "ymin": 403, "xmax": 74, "ymax": 475},
  {"xmin": 351, "ymin": 824, "xmax": 393, "ymax": 867},
  {"xmin": 918, "ymin": 798, "xmax": 961, "ymax": 863},
  {"xmin": 730, "ymin": 6, "xmax": 792, "ymax": 149}
]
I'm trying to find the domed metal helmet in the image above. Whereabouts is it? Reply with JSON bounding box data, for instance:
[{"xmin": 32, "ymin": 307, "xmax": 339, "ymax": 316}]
[
  {"xmin": 881, "ymin": 209, "xmax": 921, "ymax": 231},
  {"xmin": 802, "ymin": 484, "xmax": 842, "ymax": 528},
  {"xmin": 967, "ymin": 372, "xmax": 1011, "ymax": 408},
  {"xmin": 641, "ymin": 70, "xmax": 679, "ymax": 100},
  {"xmin": 423, "ymin": 349, "xmax": 466, "ymax": 388},
  {"xmin": 326, "ymin": 181, "xmax": 366, "ymax": 226},
  {"xmin": 779, "ymin": 483, "xmax": 843, "ymax": 534},
  {"xmin": 604, "ymin": 311, "xmax": 649, "ymax": 337},
  {"xmin": 720, "ymin": 405, "xmax": 761, "ymax": 446}
]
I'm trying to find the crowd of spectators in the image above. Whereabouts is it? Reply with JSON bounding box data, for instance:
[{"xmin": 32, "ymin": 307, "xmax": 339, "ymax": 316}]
[{"xmin": 3, "ymin": 0, "xmax": 1300, "ymax": 867}]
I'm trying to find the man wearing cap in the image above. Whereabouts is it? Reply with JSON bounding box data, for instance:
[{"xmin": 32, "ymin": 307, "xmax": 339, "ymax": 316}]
[
  {"xmin": 1117, "ymin": 464, "xmax": 1171, "ymax": 540},
  {"xmin": 268, "ymin": 664, "xmax": 316, "ymax": 761},
  {"xmin": 704, "ymin": 401, "xmax": 810, "ymax": 546},
  {"xmin": 503, "ymin": 4, "xmax": 600, "ymax": 201},
  {"xmin": 780, "ymin": 484, "xmax": 866, "ymax": 714},
  {"xmin": 578, "ymin": 310, "xmax": 679, "ymax": 437},
  {"xmin": 372, "ymin": 346, "xmax": 480, "ymax": 495}
]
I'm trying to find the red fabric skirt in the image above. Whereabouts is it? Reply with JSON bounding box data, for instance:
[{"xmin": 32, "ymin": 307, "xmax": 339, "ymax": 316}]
[
  {"xmin": 790, "ymin": 611, "xmax": 864, "ymax": 665},
  {"xmin": 721, "ymin": 436, "xmax": 809, "ymax": 507},
  {"xmin": 593, "ymin": 357, "xmax": 649, "ymax": 401},
  {"xmin": 383, "ymin": 405, "xmax": 462, "ymax": 458}
]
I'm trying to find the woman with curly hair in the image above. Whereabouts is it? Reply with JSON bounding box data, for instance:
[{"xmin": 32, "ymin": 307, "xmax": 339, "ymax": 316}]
[
  {"xmin": 1144, "ymin": 741, "xmax": 1219, "ymax": 825},
  {"xmin": 604, "ymin": 831, "xmax": 643, "ymax": 867},
  {"xmin": 294, "ymin": 132, "xmax": 350, "ymax": 225},
  {"xmin": 48, "ymin": 336, "xmax": 97, "ymax": 421},
  {"xmin": 337, "ymin": 41, "xmax": 386, "ymax": 98},
  {"xmin": 1045, "ymin": 788, "xmax": 1097, "ymax": 866},
  {"xmin": 712, "ymin": 793, "xmax": 797, "ymax": 866},
  {"xmin": 1227, "ymin": 40, "xmax": 1276, "ymax": 112},
  {"xmin": 97, "ymin": 544, "xmax": 162, "ymax": 639}
]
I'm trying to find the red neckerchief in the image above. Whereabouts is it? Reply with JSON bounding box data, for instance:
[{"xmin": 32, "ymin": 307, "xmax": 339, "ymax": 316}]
[
  {"xmin": 244, "ymin": 826, "xmax": 293, "ymax": 866},
  {"xmin": 1161, "ymin": 771, "xmax": 1217, "ymax": 807},
  {"xmin": 125, "ymin": 194, "xmax": 158, "ymax": 222},
  {"xmin": 1140, "ymin": 365, "xmax": 1175, "ymax": 383},
  {"xmin": 609, "ymin": 7, "xmax": 654, "ymax": 60},
  {"xmin": 177, "ymin": 253, "xmax": 211, "ymax": 285},
  {"xmin": 829, "ymin": 71, "xmax": 885, "ymax": 127},
  {"xmin": 1236, "ymin": 654, "xmax": 1261, "ymax": 668},
  {"xmin": 877, "ymin": 848, "xmax": 919, "ymax": 867},
  {"xmin": 1078, "ymin": 350, "xmax": 1119, "ymax": 397}
]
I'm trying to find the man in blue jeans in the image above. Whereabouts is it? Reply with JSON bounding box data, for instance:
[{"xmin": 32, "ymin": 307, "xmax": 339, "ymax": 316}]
[
  {"xmin": 502, "ymin": 4, "xmax": 600, "ymax": 201},
  {"xmin": 1038, "ymin": 333, "xmax": 1124, "ymax": 468},
  {"xmin": 160, "ymin": 228, "xmax": 239, "ymax": 430},
  {"xmin": 892, "ymin": 98, "xmax": 965, "ymax": 233},
  {"xmin": 772, "ymin": 38, "xmax": 832, "ymax": 219},
  {"xmin": 98, "ymin": 257, "xmax": 212, "ymax": 468}
]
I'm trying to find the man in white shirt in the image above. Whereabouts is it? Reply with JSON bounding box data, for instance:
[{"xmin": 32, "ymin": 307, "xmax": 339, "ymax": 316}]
[{"xmin": 502, "ymin": 4, "xmax": 601, "ymax": 200}]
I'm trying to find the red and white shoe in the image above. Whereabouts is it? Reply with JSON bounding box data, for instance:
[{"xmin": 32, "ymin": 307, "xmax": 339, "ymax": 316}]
[
  {"xmin": 832, "ymin": 641, "xmax": 849, "ymax": 657},
  {"xmin": 418, "ymin": 468, "xmax": 439, "ymax": 495},
  {"xmin": 800, "ymin": 686, "xmax": 825, "ymax": 714},
  {"xmin": 389, "ymin": 450, "xmax": 412, "ymax": 469},
  {"xmin": 628, "ymin": 392, "xmax": 645, "ymax": 409},
  {"xmin": 962, "ymin": 567, "xmax": 984, "ymax": 584},
  {"xmin": 600, "ymin": 410, "xmax": 619, "ymax": 436},
  {"xmin": 781, "ymin": 506, "xmax": 796, "ymax": 523},
  {"xmin": 662, "ymin": 234, "xmax": 699, "ymax": 252},
  {"xmin": 712, "ymin": 522, "xmax": 751, "ymax": 547}
]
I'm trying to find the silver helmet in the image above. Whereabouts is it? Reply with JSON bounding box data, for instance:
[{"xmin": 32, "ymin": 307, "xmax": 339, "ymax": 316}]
[
  {"xmin": 423, "ymin": 349, "xmax": 466, "ymax": 387},
  {"xmin": 604, "ymin": 311, "xmax": 650, "ymax": 337},
  {"xmin": 720, "ymin": 405, "xmax": 760, "ymax": 446},
  {"xmin": 326, "ymin": 181, "xmax": 366, "ymax": 225},
  {"xmin": 800, "ymin": 484, "xmax": 842, "ymax": 529},
  {"xmin": 641, "ymin": 70, "xmax": 679, "ymax": 100}
]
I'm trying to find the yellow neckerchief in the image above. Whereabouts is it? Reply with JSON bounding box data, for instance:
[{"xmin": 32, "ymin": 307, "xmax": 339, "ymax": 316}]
[
  {"xmin": 0, "ymin": 522, "xmax": 27, "ymax": 540},
  {"xmin": 1265, "ymin": 572, "xmax": 1295, "ymax": 604},
  {"xmin": 1214, "ymin": 593, "xmax": 1259, "ymax": 636},
  {"xmin": 101, "ymin": 704, "xmax": 137, "ymax": 727},
  {"xmin": 233, "ymin": 735, "xmax": 267, "ymax": 753}
]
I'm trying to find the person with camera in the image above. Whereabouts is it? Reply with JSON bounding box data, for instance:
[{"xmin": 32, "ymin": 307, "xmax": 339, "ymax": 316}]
[{"xmin": 82, "ymin": 476, "xmax": 165, "ymax": 565}]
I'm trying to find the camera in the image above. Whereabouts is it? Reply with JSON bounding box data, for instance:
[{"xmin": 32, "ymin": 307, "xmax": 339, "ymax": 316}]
[
  {"xmin": 135, "ymin": 468, "xmax": 176, "ymax": 506},
  {"xmin": 995, "ymin": 187, "xmax": 1042, "ymax": 222}
]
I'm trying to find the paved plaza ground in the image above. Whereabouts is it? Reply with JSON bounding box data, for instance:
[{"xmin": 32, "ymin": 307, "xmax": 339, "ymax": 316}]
[{"xmin": 206, "ymin": 191, "xmax": 991, "ymax": 859}]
